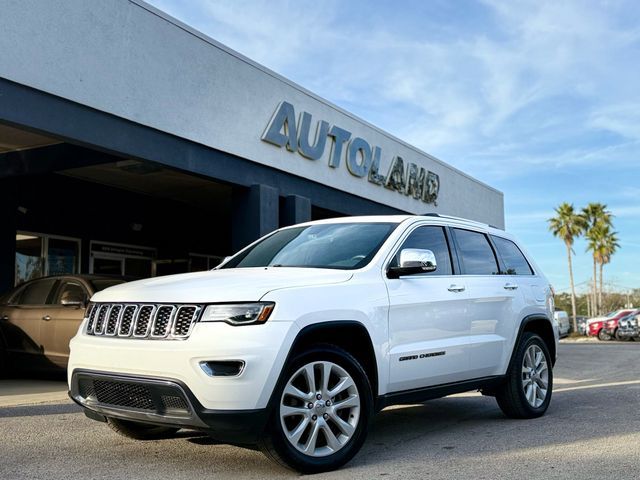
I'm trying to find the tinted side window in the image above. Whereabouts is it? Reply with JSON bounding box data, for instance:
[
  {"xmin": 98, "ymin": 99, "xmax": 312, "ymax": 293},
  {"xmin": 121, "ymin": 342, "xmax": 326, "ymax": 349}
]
[
  {"xmin": 453, "ymin": 229, "xmax": 499, "ymax": 275},
  {"xmin": 391, "ymin": 226, "xmax": 453, "ymax": 275},
  {"xmin": 17, "ymin": 279, "xmax": 57, "ymax": 305},
  {"xmin": 492, "ymin": 236, "xmax": 534, "ymax": 275}
]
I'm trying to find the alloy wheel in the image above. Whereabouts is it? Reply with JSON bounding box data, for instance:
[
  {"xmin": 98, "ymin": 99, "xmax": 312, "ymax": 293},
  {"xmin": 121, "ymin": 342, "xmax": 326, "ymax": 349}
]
[
  {"xmin": 521, "ymin": 344, "xmax": 549, "ymax": 408},
  {"xmin": 280, "ymin": 361, "xmax": 360, "ymax": 457}
]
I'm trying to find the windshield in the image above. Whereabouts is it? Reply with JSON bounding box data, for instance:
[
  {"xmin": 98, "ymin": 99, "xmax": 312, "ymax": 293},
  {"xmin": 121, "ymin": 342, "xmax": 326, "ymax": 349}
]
[{"xmin": 221, "ymin": 222, "xmax": 397, "ymax": 270}]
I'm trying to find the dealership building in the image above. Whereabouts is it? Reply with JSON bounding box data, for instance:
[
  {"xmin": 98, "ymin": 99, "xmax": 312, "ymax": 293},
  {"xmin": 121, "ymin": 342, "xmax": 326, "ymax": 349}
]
[{"xmin": 0, "ymin": 0, "xmax": 504, "ymax": 295}]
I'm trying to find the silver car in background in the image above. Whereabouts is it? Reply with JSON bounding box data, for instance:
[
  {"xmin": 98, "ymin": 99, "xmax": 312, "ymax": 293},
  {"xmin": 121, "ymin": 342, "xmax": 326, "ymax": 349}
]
[{"xmin": 554, "ymin": 310, "xmax": 571, "ymax": 338}]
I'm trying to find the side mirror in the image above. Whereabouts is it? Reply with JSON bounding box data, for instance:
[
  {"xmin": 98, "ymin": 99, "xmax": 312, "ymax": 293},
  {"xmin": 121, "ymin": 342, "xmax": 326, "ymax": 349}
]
[
  {"xmin": 61, "ymin": 292, "xmax": 86, "ymax": 308},
  {"xmin": 387, "ymin": 248, "xmax": 437, "ymax": 278}
]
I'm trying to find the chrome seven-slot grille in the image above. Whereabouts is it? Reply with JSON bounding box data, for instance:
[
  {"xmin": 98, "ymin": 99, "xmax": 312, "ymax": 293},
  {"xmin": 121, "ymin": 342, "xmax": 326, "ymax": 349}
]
[{"xmin": 85, "ymin": 303, "xmax": 202, "ymax": 340}]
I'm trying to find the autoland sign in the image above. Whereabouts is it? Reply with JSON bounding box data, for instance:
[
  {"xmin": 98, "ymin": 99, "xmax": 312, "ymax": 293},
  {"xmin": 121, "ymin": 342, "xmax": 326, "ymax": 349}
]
[{"xmin": 262, "ymin": 101, "xmax": 440, "ymax": 206}]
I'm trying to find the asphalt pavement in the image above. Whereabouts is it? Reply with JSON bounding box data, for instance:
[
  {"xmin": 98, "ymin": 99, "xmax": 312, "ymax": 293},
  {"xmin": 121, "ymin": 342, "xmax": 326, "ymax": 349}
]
[{"xmin": 1, "ymin": 342, "xmax": 639, "ymax": 479}]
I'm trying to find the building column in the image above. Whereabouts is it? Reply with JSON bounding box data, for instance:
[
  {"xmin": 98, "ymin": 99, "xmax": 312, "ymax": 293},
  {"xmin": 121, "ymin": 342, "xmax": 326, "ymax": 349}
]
[
  {"xmin": 231, "ymin": 184, "xmax": 279, "ymax": 252},
  {"xmin": 0, "ymin": 179, "xmax": 17, "ymax": 293},
  {"xmin": 282, "ymin": 195, "xmax": 311, "ymax": 227}
]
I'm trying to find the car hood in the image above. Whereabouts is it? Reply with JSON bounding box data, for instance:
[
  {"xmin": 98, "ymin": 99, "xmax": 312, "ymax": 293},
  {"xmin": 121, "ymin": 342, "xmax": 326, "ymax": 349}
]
[
  {"xmin": 587, "ymin": 317, "xmax": 607, "ymax": 325},
  {"xmin": 90, "ymin": 267, "xmax": 353, "ymax": 303}
]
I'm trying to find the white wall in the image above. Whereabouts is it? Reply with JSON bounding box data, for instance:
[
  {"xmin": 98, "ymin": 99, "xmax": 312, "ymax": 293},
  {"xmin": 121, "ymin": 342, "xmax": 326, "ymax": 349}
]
[{"xmin": 0, "ymin": 0, "xmax": 504, "ymax": 227}]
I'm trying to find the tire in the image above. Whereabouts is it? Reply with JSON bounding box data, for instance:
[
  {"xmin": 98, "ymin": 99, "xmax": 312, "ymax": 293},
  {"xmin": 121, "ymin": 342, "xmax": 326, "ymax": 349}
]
[
  {"xmin": 258, "ymin": 344, "xmax": 373, "ymax": 474},
  {"xmin": 495, "ymin": 332, "xmax": 553, "ymax": 419},
  {"xmin": 106, "ymin": 417, "xmax": 179, "ymax": 440},
  {"xmin": 614, "ymin": 329, "xmax": 627, "ymax": 341},
  {"xmin": 597, "ymin": 329, "xmax": 611, "ymax": 341}
]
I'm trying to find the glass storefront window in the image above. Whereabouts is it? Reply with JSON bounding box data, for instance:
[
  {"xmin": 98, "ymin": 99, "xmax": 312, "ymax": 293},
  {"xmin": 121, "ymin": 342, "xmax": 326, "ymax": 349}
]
[
  {"xmin": 15, "ymin": 233, "xmax": 81, "ymax": 285},
  {"xmin": 15, "ymin": 234, "xmax": 44, "ymax": 284},
  {"xmin": 47, "ymin": 238, "xmax": 80, "ymax": 276}
]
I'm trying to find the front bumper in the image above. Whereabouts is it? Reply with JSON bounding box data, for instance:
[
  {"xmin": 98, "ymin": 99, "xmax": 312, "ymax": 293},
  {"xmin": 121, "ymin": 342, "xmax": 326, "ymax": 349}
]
[
  {"xmin": 616, "ymin": 327, "xmax": 639, "ymax": 339},
  {"xmin": 69, "ymin": 370, "xmax": 268, "ymax": 443},
  {"xmin": 68, "ymin": 320, "xmax": 298, "ymax": 411}
]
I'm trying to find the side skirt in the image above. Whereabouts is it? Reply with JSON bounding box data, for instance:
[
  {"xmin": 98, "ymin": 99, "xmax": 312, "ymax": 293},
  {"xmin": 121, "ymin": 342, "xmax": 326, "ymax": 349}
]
[{"xmin": 376, "ymin": 375, "xmax": 506, "ymax": 411}]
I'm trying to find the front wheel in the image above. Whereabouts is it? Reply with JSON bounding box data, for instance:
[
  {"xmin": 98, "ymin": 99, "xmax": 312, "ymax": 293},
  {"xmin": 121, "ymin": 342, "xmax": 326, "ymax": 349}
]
[
  {"xmin": 614, "ymin": 329, "xmax": 627, "ymax": 341},
  {"xmin": 259, "ymin": 344, "xmax": 373, "ymax": 474},
  {"xmin": 598, "ymin": 329, "xmax": 611, "ymax": 341},
  {"xmin": 495, "ymin": 332, "xmax": 553, "ymax": 419}
]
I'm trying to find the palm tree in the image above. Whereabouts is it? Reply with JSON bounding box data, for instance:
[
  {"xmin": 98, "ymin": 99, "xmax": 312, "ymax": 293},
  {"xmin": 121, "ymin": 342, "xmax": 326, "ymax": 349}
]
[
  {"xmin": 549, "ymin": 203, "xmax": 586, "ymax": 332},
  {"xmin": 586, "ymin": 223, "xmax": 607, "ymax": 314},
  {"xmin": 598, "ymin": 227, "xmax": 619, "ymax": 312},
  {"xmin": 582, "ymin": 203, "xmax": 612, "ymax": 315}
]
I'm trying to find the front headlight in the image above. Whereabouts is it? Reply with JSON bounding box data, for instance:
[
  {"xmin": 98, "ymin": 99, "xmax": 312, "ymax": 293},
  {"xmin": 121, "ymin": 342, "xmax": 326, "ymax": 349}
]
[{"xmin": 201, "ymin": 302, "xmax": 275, "ymax": 326}]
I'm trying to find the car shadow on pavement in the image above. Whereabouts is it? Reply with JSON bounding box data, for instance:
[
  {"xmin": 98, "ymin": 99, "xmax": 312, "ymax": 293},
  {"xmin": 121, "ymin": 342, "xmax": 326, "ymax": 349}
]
[{"xmin": 343, "ymin": 381, "xmax": 640, "ymax": 473}]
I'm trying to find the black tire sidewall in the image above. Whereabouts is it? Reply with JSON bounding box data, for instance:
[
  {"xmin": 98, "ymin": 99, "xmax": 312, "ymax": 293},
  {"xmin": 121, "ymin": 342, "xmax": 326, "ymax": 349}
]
[
  {"xmin": 513, "ymin": 333, "xmax": 553, "ymax": 416},
  {"xmin": 265, "ymin": 345, "xmax": 373, "ymax": 474}
]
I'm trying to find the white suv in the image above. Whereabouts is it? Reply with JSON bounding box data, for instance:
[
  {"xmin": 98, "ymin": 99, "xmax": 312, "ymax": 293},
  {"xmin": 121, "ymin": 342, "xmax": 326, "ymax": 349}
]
[{"xmin": 68, "ymin": 215, "xmax": 557, "ymax": 473}]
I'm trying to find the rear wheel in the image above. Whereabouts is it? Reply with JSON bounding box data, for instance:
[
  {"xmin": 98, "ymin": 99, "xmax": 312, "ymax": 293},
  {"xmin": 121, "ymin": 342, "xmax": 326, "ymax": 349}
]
[
  {"xmin": 106, "ymin": 417, "xmax": 179, "ymax": 440},
  {"xmin": 259, "ymin": 344, "xmax": 373, "ymax": 474},
  {"xmin": 495, "ymin": 332, "xmax": 553, "ymax": 419}
]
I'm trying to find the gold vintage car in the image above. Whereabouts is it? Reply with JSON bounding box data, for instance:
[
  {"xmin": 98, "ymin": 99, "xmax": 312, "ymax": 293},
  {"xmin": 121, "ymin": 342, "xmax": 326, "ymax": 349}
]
[{"xmin": 0, "ymin": 275, "xmax": 126, "ymax": 373}]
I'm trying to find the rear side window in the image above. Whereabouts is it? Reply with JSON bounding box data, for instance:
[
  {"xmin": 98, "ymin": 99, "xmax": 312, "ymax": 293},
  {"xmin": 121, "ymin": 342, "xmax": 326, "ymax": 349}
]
[
  {"xmin": 391, "ymin": 226, "xmax": 453, "ymax": 275},
  {"xmin": 491, "ymin": 236, "xmax": 534, "ymax": 275},
  {"xmin": 453, "ymin": 229, "xmax": 499, "ymax": 275},
  {"xmin": 15, "ymin": 279, "xmax": 57, "ymax": 305}
]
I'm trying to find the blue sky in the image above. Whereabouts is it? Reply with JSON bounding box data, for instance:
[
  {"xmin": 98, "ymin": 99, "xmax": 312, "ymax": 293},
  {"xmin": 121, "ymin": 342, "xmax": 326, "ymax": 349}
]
[{"xmin": 148, "ymin": 0, "xmax": 640, "ymax": 292}]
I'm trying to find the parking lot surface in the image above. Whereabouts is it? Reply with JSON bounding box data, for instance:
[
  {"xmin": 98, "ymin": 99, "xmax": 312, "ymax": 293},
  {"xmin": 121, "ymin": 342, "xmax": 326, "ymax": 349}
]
[{"xmin": 1, "ymin": 342, "xmax": 639, "ymax": 480}]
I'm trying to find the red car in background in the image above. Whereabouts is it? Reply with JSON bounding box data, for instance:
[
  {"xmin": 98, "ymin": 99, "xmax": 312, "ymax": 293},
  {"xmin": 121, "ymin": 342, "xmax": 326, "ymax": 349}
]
[
  {"xmin": 588, "ymin": 309, "xmax": 634, "ymax": 341},
  {"xmin": 602, "ymin": 309, "xmax": 638, "ymax": 340}
]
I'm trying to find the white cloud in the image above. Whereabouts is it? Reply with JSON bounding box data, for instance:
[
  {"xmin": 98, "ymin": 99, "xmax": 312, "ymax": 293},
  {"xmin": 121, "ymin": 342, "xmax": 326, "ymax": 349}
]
[{"xmin": 148, "ymin": 1, "xmax": 640, "ymax": 181}]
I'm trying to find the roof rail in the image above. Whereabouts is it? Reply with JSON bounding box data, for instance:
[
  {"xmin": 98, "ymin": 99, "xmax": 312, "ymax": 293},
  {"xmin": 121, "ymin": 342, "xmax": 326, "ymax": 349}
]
[{"xmin": 420, "ymin": 213, "xmax": 500, "ymax": 230}]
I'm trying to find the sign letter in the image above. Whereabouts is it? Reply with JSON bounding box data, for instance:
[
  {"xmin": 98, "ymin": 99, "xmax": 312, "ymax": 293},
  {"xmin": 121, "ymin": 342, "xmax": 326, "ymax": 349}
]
[
  {"xmin": 298, "ymin": 111, "xmax": 330, "ymax": 160},
  {"xmin": 385, "ymin": 156, "xmax": 406, "ymax": 192},
  {"xmin": 327, "ymin": 126, "xmax": 351, "ymax": 168},
  {"xmin": 262, "ymin": 101, "xmax": 298, "ymax": 152}
]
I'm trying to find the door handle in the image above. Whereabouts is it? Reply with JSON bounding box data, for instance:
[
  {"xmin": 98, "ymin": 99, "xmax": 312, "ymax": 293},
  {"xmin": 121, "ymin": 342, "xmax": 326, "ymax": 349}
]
[
  {"xmin": 503, "ymin": 283, "xmax": 519, "ymax": 290},
  {"xmin": 1, "ymin": 315, "xmax": 8, "ymax": 321},
  {"xmin": 42, "ymin": 315, "xmax": 52, "ymax": 321},
  {"xmin": 448, "ymin": 284, "xmax": 466, "ymax": 293}
]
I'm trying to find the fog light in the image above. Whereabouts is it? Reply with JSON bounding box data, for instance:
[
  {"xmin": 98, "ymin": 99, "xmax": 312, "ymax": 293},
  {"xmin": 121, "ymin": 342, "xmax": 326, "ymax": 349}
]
[{"xmin": 200, "ymin": 361, "xmax": 245, "ymax": 377}]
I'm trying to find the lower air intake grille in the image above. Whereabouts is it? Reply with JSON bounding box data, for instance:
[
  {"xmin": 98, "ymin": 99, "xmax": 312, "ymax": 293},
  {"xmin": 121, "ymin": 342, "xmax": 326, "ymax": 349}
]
[
  {"xmin": 76, "ymin": 375, "xmax": 191, "ymax": 416},
  {"xmin": 94, "ymin": 380, "xmax": 155, "ymax": 410},
  {"xmin": 86, "ymin": 303, "xmax": 202, "ymax": 340}
]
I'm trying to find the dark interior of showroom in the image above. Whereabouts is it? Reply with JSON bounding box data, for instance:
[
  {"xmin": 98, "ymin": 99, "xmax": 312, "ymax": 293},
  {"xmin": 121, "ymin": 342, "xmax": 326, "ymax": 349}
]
[{"xmin": 0, "ymin": 124, "xmax": 343, "ymax": 294}]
